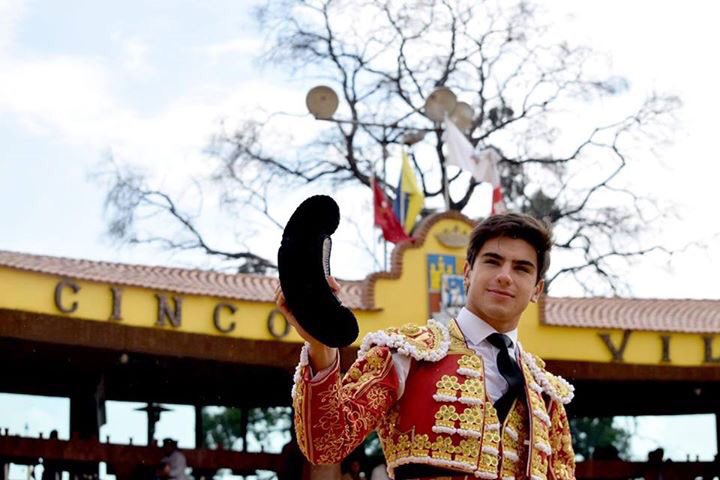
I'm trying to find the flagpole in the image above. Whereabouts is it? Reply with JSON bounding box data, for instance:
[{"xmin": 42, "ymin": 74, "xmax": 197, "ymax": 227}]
[
  {"xmin": 440, "ymin": 120, "xmax": 451, "ymax": 211},
  {"xmin": 382, "ymin": 138, "xmax": 388, "ymax": 272},
  {"xmin": 443, "ymin": 168, "xmax": 450, "ymax": 211},
  {"xmin": 400, "ymin": 147, "xmax": 406, "ymax": 232}
]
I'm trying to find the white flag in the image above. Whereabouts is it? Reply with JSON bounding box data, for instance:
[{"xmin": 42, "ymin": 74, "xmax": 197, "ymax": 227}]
[
  {"xmin": 442, "ymin": 116, "xmax": 506, "ymax": 213},
  {"xmin": 442, "ymin": 115, "xmax": 476, "ymax": 173}
]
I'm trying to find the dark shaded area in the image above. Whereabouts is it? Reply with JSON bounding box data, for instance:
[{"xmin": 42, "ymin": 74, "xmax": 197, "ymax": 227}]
[
  {"xmin": 0, "ymin": 308, "xmax": 296, "ymax": 407},
  {"xmin": 547, "ymin": 359, "xmax": 720, "ymax": 417}
]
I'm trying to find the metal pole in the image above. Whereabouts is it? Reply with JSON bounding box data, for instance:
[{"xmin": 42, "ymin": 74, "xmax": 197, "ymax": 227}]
[
  {"xmin": 382, "ymin": 138, "xmax": 388, "ymax": 271},
  {"xmin": 239, "ymin": 407, "xmax": 248, "ymax": 451},
  {"xmin": 399, "ymin": 147, "xmax": 406, "ymax": 232},
  {"xmin": 439, "ymin": 126, "xmax": 451, "ymax": 211},
  {"xmin": 195, "ymin": 404, "xmax": 203, "ymax": 449},
  {"xmin": 715, "ymin": 411, "xmax": 720, "ymax": 460},
  {"xmin": 443, "ymin": 171, "xmax": 450, "ymax": 211}
]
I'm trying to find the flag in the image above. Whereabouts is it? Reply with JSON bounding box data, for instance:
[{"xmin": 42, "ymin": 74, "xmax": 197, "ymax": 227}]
[
  {"xmin": 373, "ymin": 176, "xmax": 409, "ymax": 243},
  {"xmin": 442, "ymin": 116, "xmax": 506, "ymax": 214},
  {"xmin": 442, "ymin": 114, "xmax": 476, "ymax": 173},
  {"xmin": 392, "ymin": 150, "xmax": 425, "ymax": 233},
  {"xmin": 474, "ymin": 148, "xmax": 506, "ymax": 214}
]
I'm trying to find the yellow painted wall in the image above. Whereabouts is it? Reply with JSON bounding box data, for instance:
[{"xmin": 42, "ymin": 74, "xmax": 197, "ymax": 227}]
[
  {"xmin": 1, "ymin": 216, "xmax": 718, "ymax": 368},
  {"xmin": 519, "ymin": 301, "xmax": 718, "ymax": 367},
  {"xmin": 0, "ymin": 268, "xmax": 307, "ymax": 342}
]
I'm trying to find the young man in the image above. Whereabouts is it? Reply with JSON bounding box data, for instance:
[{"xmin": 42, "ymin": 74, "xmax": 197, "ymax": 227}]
[{"xmin": 277, "ymin": 213, "xmax": 575, "ymax": 480}]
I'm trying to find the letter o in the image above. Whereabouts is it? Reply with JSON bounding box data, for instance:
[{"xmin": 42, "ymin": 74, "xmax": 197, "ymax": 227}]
[{"xmin": 267, "ymin": 309, "xmax": 290, "ymax": 339}]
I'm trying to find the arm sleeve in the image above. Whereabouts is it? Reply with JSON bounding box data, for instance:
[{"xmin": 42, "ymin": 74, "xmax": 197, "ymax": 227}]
[
  {"xmin": 547, "ymin": 400, "xmax": 576, "ymax": 480},
  {"xmin": 292, "ymin": 345, "xmax": 401, "ymax": 464},
  {"xmin": 311, "ymin": 351, "xmax": 410, "ymax": 399}
]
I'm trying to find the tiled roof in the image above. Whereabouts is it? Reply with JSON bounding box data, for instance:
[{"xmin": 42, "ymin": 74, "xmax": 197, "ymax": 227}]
[
  {"xmin": 0, "ymin": 250, "xmax": 369, "ymax": 310},
  {"xmin": 543, "ymin": 297, "xmax": 720, "ymax": 334},
  {"xmin": 3, "ymin": 206, "xmax": 720, "ymax": 334},
  {"xmin": 0, "ymin": 211, "xmax": 468, "ymax": 312}
]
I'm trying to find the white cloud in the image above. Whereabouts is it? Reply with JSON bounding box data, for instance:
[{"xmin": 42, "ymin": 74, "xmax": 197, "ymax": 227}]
[
  {"xmin": 0, "ymin": 48, "xmax": 309, "ymax": 185},
  {"xmin": 121, "ymin": 37, "xmax": 153, "ymax": 76},
  {"xmin": 0, "ymin": 0, "xmax": 26, "ymax": 54},
  {"xmin": 195, "ymin": 36, "xmax": 264, "ymax": 59},
  {"xmin": 0, "ymin": 55, "xmax": 119, "ymax": 143}
]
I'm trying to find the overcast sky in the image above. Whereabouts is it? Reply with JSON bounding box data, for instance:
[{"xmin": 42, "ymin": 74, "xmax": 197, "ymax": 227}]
[{"xmin": 1, "ymin": 0, "xmax": 719, "ymax": 472}]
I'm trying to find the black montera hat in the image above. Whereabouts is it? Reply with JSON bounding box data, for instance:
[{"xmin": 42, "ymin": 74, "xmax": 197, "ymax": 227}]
[{"xmin": 277, "ymin": 195, "xmax": 359, "ymax": 348}]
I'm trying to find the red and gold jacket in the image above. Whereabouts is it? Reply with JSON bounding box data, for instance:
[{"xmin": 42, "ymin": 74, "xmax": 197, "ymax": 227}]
[{"xmin": 292, "ymin": 320, "xmax": 576, "ymax": 480}]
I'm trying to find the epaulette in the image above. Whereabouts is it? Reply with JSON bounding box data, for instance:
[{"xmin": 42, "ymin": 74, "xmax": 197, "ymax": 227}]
[
  {"xmin": 520, "ymin": 348, "xmax": 575, "ymax": 405},
  {"xmin": 358, "ymin": 319, "xmax": 450, "ymax": 362}
]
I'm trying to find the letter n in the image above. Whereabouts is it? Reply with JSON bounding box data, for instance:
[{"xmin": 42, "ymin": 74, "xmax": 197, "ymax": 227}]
[{"xmin": 155, "ymin": 294, "xmax": 182, "ymax": 328}]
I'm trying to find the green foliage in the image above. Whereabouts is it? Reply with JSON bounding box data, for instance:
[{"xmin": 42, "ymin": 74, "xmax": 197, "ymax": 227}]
[
  {"xmin": 363, "ymin": 431, "xmax": 383, "ymax": 458},
  {"xmin": 570, "ymin": 417, "xmax": 633, "ymax": 461},
  {"xmin": 202, "ymin": 406, "xmax": 292, "ymax": 452}
]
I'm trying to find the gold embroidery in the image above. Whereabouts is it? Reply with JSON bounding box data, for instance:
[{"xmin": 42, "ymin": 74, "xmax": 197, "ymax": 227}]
[
  {"xmin": 292, "ymin": 379, "xmax": 308, "ymax": 457},
  {"xmin": 347, "ymin": 366, "xmax": 362, "ymax": 381},
  {"xmin": 381, "ymin": 322, "xmax": 448, "ymax": 359},
  {"xmin": 430, "ymin": 436, "xmax": 455, "ymax": 460},
  {"xmin": 411, "ymin": 434, "xmax": 431, "ymax": 457},
  {"xmin": 383, "ymin": 432, "xmax": 483, "ymax": 472},
  {"xmin": 447, "ymin": 321, "xmax": 474, "ymax": 354},
  {"xmin": 524, "ymin": 361, "xmax": 550, "ymax": 480},
  {"xmin": 547, "ymin": 373, "xmax": 573, "ymax": 399},
  {"xmin": 475, "ymin": 401, "xmax": 501, "ymax": 475},
  {"xmin": 500, "ymin": 400, "xmax": 529, "ymax": 479},
  {"xmin": 297, "ymin": 346, "xmax": 397, "ymax": 465},
  {"xmin": 479, "ymin": 451, "xmax": 499, "ymax": 470},
  {"xmin": 484, "ymin": 401, "xmax": 499, "ymax": 426},
  {"xmin": 344, "ymin": 347, "xmax": 391, "ymax": 396},
  {"xmin": 455, "ymin": 438, "xmax": 481, "ymax": 465},
  {"xmin": 459, "ymin": 378, "xmax": 484, "ymax": 402},
  {"xmin": 434, "ymin": 405, "xmax": 460, "ymax": 429},
  {"xmin": 458, "ymin": 405, "xmax": 483, "ymax": 433},
  {"xmin": 377, "ymin": 407, "xmax": 399, "ymax": 440},
  {"xmin": 366, "ymin": 353, "xmax": 385, "ymax": 370},
  {"xmin": 345, "ymin": 340, "xmax": 569, "ymax": 480},
  {"xmin": 367, "ymin": 387, "xmax": 390, "ymax": 410},
  {"xmin": 378, "ymin": 409, "xmax": 400, "ymax": 465},
  {"xmin": 458, "ymin": 354, "xmax": 483, "ymax": 374},
  {"xmin": 399, "ymin": 323, "xmax": 422, "ymax": 336},
  {"xmin": 483, "ymin": 428, "xmax": 501, "ymax": 445},
  {"xmin": 435, "ymin": 375, "xmax": 461, "ymax": 399},
  {"xmin": 396, "ymin": 434, "xmax": 411, "ymax": 458},
  {"xmin": 382, "ymin": 438, "xmax": 397, "ymax": 464},
  {"xmin": 548, "ymin": 401, "xmax": 576, "ymax": 479}
]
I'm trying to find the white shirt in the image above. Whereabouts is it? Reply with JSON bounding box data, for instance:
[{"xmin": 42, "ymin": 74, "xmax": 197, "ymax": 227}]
[
  {"xmin": 311, "ymin": 307, "xmax": 519, "ymax": 402},
  {"xmin": 161, "ymin": 450, "xmax": 189, "ymax": 480},
  {"xmin": 391, "ymin": 307, "xmax": 518, "ymax": 402},
  {"xmin": 370, "ymin": 464, "xmax": 390, "ymax": 480}
]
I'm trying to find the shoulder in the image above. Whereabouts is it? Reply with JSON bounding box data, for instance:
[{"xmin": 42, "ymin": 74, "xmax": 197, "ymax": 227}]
[
  {"xmin": 358, "ymin": 319, "xmax": 450, "ymax": 362},
  {"xmin": 520, "ymin": 348, "xmax": 575, "ymax": 405}
]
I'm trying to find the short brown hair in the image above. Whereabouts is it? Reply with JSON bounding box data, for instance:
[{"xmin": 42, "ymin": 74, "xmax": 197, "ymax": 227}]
[{"xmin": 466, "ymin": 213, "xmax": 553, "ymax": 282}]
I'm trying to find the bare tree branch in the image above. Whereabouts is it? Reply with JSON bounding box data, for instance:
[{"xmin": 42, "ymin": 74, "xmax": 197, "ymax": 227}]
[{"xmin": 96, "ymin": 0, "xmax": 684, "ymax": 293}]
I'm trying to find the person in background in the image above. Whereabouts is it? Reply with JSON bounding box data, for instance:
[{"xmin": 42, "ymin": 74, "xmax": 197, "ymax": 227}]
[{"xmin": 159, "ymin": 438, "xmax": 188, "ymax": 480}]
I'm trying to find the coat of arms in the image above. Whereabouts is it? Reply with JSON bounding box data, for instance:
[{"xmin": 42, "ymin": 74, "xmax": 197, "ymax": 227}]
[{"xmin": 427, "ymin": 254, "xmax": 466, "ymax": 324}]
